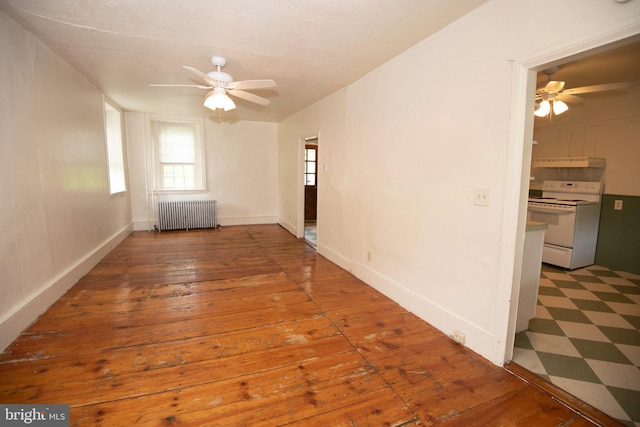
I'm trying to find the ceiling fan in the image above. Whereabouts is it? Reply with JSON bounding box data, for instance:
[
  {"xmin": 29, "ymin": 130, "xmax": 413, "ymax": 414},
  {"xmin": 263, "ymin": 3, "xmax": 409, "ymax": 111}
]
[
  {"xmin": 534, "ymin": 66, "xmax": 629, "ymax": 119},
  {"xmin": 151, "ymin": 56, "xmax": 276, "ymax": 112}
]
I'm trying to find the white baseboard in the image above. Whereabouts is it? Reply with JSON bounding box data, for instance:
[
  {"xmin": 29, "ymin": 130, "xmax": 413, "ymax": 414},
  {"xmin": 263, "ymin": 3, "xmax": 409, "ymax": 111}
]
[
  {"xmin": 353, "ymin": 262, "xmax": 496, "ymax": 364},
  {"xmin": 317, "ymin": 243, "xmax": 356, "ymax": 274},
  {"xmin": 218, "ymin": 216, "xmax": 278, "ymax": 226},
  {"xmin": 278, "ymin": 218, "xmax": 298, "ymax": 237},
  {"xmin": 134, "ymin": 216, "xmax": 280, "ymax": 232},
  {"xmin": 132, "ymin": 220, "xmax": 154, "ymax": 231},
  {"xmin": 0, "ymin": 224, "xmax": 133, "ymax": 352}
]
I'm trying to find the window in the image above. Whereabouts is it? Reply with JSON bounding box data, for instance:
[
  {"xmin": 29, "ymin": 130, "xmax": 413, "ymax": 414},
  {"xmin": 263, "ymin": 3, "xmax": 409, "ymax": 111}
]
[
  {"xmin": 304, "ymin": 145, "xmax": 317, "ymax": 186},
  {"xmin": 151, "ymin": 118, "xmax": 206, "ymax": 191},
  {"xmin": 104, "ymin": 101, "xmax": 127, "ymax": 194}
]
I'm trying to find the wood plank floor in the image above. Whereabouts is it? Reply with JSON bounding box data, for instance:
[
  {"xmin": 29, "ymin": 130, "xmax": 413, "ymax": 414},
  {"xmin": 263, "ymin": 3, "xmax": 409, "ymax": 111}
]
[{"xmin": 0, "ymin": 225, "xmax": 621, "ymax": 426}]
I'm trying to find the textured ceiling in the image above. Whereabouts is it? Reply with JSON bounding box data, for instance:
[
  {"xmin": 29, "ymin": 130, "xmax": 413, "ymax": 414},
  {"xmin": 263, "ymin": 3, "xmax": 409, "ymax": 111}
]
[
  {"xmin": 2, "ymin": 1, "xmax": 638, "ymax": 123},
  {"xmin": 0, "ymin": 0, "xmax": 490, "ymax": 122}
]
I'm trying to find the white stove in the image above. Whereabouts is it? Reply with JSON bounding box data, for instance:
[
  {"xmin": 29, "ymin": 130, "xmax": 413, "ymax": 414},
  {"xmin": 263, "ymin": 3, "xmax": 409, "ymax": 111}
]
[
  {"xmin": 527, "ymin": 181, "xmax": 603, "ymax": 269},
  {"xmin": 528, "ymin": 198, "xmax": 598, "ymax": 206}
]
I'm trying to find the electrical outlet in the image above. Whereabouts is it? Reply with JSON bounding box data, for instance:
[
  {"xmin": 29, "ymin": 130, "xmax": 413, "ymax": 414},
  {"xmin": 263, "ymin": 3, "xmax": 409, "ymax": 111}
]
[
  {"xmin": 451, "ymin": 330, "xmax": 466, "ymax": 345},
  {"xmin": 473, "ymin": 189, "xmax": 490, "ymax": 206},
  {"xmin": 614, "ymin": 200, "xmax": 623, "ymax": 211}
]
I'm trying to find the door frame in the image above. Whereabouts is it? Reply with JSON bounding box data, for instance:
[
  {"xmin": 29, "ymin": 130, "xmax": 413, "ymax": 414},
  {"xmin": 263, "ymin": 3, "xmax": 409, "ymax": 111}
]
[
  {"xmin": 304, "ymin": 143, "xmax": 318, "ymax": 222},
  {"xmin": 499, "ymin": 28, "xmax": 639, "ymax": 363},
  {"xmin": 297, "ymin": 133, "xmax": 320, "ymax": 240}
]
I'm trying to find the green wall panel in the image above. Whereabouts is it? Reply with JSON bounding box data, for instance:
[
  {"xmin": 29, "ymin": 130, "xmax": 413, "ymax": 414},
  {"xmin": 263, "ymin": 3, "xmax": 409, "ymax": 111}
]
[{"xmin": 595, "ymin": 194, "xmax": 640, "ymax": 275}]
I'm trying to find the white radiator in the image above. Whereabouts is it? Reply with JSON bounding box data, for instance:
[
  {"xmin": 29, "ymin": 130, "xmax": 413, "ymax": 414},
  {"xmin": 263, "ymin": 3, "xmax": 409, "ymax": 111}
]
[{"xmin": 157, "ymin": 200, "xmax": 217, "ymax": 231}]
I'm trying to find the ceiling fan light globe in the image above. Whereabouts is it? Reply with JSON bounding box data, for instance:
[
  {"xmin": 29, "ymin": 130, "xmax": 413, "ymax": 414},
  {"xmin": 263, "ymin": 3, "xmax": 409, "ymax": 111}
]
[
  {"xmin": 204, "ymin": 91, "xmax": 236, "ymax": 111},
  {"xmin": 222, "ymin": 95, "xmax": 236, "ymax": 111},
  {"xmin": 534, "ymin": 100, "xmax": 550, "ymax": 117},
  {"xmin": 553, "ymin": 100, "xmax": 568, "ymax": 115}
]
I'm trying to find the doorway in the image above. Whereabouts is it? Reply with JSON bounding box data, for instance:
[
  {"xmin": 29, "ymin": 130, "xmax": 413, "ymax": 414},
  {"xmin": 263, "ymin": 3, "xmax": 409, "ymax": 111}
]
[
  {"xmin": 508, "ymin": 33, "xmax": 639, "ymax": 357},
  {"xmin": 510, "ymin": 36, "xmax": 640, "ymax": 425},
  {"xmin": 303, "ymin": 138, "xmax": 318, "ymax": 247}
]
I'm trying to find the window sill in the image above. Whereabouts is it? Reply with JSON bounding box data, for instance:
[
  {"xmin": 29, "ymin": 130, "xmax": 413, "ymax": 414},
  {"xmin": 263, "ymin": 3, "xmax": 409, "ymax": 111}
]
[{"xmin": 109, "ymin": 191, "xmax": 128, "ymax": 198}]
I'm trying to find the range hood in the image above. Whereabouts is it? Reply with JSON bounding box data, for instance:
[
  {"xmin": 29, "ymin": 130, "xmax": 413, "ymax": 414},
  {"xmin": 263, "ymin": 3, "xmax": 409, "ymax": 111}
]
[{"xmin": 532, "ymin": 157, "xmax": 606, "ymax": 168}]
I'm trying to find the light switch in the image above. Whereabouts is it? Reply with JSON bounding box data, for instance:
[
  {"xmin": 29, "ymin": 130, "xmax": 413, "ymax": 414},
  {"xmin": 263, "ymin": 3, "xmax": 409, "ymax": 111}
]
[{"xmin": 474, "ymin": 189, "xmax": 490, "ymax": 206}]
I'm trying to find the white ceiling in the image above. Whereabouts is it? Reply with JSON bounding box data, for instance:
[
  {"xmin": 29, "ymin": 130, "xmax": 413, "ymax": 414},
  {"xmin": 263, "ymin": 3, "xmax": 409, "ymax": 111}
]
[
  {"xmin": 3, "ymin": 1, "xmax": 638, "ymax": 123},
  {"xmin": 0, "ymin": 0, "xmax": 490, "ymax": 122}
]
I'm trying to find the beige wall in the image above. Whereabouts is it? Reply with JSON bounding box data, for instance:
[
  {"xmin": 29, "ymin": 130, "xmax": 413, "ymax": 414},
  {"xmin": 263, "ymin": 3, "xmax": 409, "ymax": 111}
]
[
  {"xmin": 0, "ymin": 10, "xmax": 132, "ymax": 350},
  {"xmin": 278, "ymin": 0, "xmax": 640, "ymax": 363},
  {"xmin": 126, "ymin": 114, "xmax": 279, "ymax": 229}
]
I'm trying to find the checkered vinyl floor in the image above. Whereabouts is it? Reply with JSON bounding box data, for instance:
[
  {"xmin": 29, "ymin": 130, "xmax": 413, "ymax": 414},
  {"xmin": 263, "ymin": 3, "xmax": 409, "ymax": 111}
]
[
  {"xmin": 304, "ymin": 221, "xmax": 317, "ymax": 248},
  {"xmin": 513, "ymin": 264, "xmax": 640, "ymax": 426}
]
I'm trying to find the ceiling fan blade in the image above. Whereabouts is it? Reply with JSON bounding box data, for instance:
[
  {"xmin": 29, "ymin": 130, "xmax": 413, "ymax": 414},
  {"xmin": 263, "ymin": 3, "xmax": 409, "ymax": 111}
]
[
  {"xmin": 150, "ymin": 84, "xmax": 212, "ymax": 89},
  {"xmin": 544, "ymin": 80, "xmax": 565, "ymax": 93},
  {"xmin": 182, "ymin": 66, "xmax": 214, "ymax": 85},
  {"xmin": 555, "ymin": 93, "xmax": 584, "ymax": 104},
  {"xmin": 555, "ymin": 92, "xmax": 584, "ymax": 104},
  {"xmin": 227, "ymin": 79, "xmax": 277, "ymax": 90},
  {"xmin": 227, "ymin": 89, "xmax": 270, "ymax": 106},
  {"xmin": 562, "ymin": 82, "xmax": 629, "ymax": 95}
]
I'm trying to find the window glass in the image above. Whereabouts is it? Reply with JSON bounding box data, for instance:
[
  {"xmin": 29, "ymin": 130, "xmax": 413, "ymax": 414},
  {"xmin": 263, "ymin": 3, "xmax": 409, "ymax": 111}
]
[
  {"xmin": 152, "ymin": 118, "xmax": 205, "ymax": 191},
  {"xmin": 104, "ymin": 101, "xmax": 126, "ymax": 194},
  {"xmin": 162, "ymin": 164, "xmax": 195, "ymax": 189},
  {"xmin": 304, "ymin": 145, "xmax": 317, "ymax": 187}
]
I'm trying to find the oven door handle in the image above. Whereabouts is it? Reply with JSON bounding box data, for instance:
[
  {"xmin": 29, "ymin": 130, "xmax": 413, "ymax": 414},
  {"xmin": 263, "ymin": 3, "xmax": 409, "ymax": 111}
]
[{"xmin": 528, "ymin": 207, "xmax": 575, "ymax": 214}]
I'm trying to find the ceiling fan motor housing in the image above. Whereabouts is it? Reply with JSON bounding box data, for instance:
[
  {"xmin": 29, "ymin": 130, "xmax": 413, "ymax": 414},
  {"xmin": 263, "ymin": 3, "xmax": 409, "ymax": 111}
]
[
  {"xmin": 206, "ymin": 56, "xmax": 233, "ymax": 87},
  {"xmin": 206, "ymin": 71, "xmax": 233, "ymax": 87}
]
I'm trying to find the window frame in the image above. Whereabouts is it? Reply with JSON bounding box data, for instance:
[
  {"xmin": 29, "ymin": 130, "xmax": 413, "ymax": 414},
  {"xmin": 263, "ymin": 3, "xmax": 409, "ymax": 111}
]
[
  {"xmin": 304, "ymin": 144, "xmax": 317, "ymax": 187},
  {"xmin": 149, "ymin": 116, "xmax": 207, "ymax": 193},
  {"xmin": 104, "ymin": 99, "xmax": 127, "ymax": 196}
]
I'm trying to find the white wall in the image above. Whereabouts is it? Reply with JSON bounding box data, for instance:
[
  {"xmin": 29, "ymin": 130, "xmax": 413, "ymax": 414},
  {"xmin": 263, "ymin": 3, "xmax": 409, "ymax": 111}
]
[
  {"xmin": 0, "ymin": 11, "xmax": 132, "ymax": 350},
  {"xmin": 278, "ymin": 88, "xmax": 358, "ymax": 266},
  {"xmin": 278, "ymin": 0, "xmax": 640, "ymax": 364},
  {"xmin": 532, "ymin": 83, "xmax": 640, "ymax": 196},
  {"xmin": 126, "ymin": 114, "xmax": 278, "ymax": 229}
]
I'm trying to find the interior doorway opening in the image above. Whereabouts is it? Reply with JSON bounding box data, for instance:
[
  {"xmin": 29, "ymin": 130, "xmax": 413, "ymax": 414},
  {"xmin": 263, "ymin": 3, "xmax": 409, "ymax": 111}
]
[
  {"xmin": 303, "ymin": 137, "xmax": 318, "ymax": 248},
  {"xmin": 509, "ymin": 35, "xmax": 640, "ymax": 425}
]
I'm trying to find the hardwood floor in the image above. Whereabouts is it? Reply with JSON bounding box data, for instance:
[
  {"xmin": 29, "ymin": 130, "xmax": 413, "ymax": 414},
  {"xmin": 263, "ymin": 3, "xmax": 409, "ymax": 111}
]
[{"xmin": 0, "ymin": 225, "xmax": 621, "ymax": 426}]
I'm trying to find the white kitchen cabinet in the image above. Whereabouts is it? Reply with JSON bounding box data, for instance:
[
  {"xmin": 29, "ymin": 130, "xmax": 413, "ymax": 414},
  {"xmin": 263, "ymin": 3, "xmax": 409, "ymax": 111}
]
[{"xmin": 516, "ymin": 221, "xmax": 548, "ymax": 333}]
